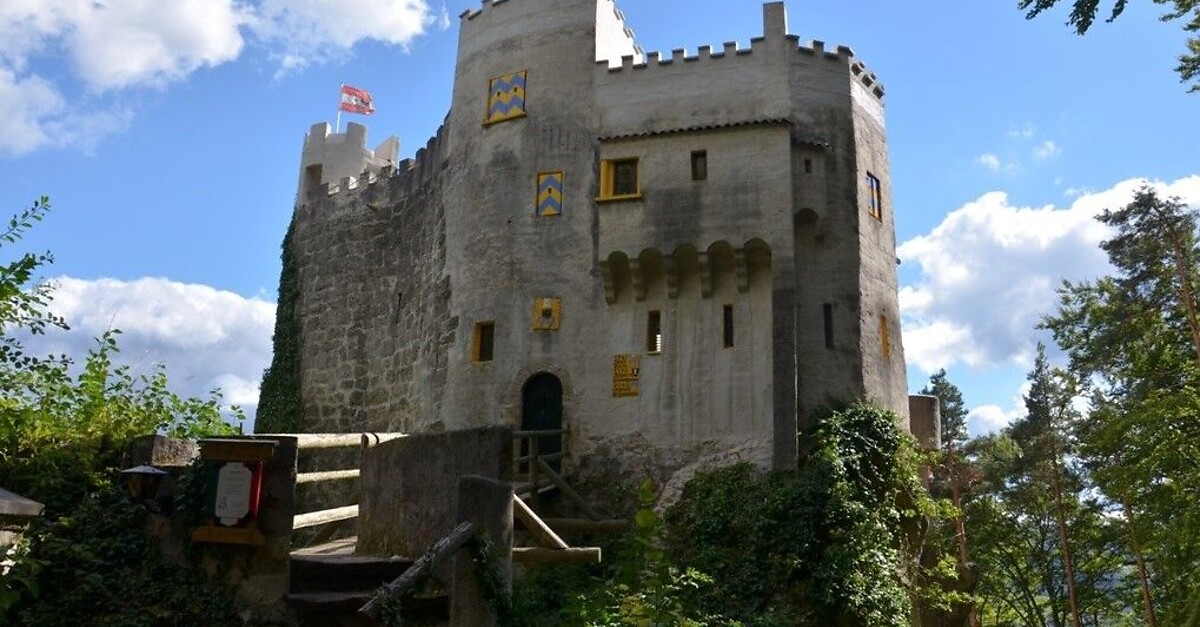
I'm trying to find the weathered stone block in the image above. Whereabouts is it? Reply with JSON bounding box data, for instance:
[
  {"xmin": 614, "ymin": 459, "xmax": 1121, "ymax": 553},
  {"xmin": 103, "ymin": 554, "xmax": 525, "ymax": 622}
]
[{"xmin": 358, "ymin": 427, "xmax": 512, "ymax": 558}]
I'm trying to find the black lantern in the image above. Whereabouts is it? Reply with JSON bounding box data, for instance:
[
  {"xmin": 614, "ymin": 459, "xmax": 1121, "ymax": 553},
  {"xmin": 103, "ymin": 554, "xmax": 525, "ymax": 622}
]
[{"xmin": 119, "ymin": 465, "xmax": 168, "ymax": 505}]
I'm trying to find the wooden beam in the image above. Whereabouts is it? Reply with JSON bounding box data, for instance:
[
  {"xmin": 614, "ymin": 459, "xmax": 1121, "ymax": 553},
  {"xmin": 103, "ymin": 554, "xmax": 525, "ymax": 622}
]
[
  {"xmin": 293, "ymin": 505, "xmax": 358, "ymax": 529},
  {"xmin": 359, "ymin": 521, "xmax": 476, "ymax": 619},
  {"xmin": 512, "ymin": 495, "xmax": 568, "ymax": 550},
  {"xmin": 537, "ymin": 457, "xmax": 601, "ymax": 521},
  {"xmin": 512, "ymin": 547, "xmax": 602, "ymax": 565},
  {"xmin": 542, "ymin": 518, "xmax": 631, "ymax": 534},
  {"xmin": 295, "ymin": 469, "xmax": 360, "ymax": 484},
  {"xmin": 513, "ymin": 450, "xmax": 564, "ymax": 465},
  {"xmin": 513, "ymin": 479, "xmax": 554, "ymax": 498},
  {"xmin": 256, "ymin": 432, "xmax": 406, "ymax": 450},
  {"xmin": 512, "ymin": 429, "xmax": 565, "ymax": 439}
]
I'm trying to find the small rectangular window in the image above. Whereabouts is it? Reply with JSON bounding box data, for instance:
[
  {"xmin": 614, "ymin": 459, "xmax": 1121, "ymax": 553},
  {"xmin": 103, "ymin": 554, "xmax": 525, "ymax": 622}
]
[
  {"xmin": 722, "ymin": 304, "xmax": 734, "ymax": 348},
  {"xmin": 880, "ymin": 315, "xmax": 891, "ymax": 359},
  {"xmin": 599, "ymin": 158, "xmax": 641, "ymax": 200},
  {"xmin": 823, "ymin": 303, "xmax": 834, "ymax": 349},
  {"xmin": 646, "ymin": 311, "xmax": 662, "ymax": 354},
  {"xmin": 866, "ymin": 173, "xmax": 883, "ymax": 220},
  {"xmin": 691, "ymin": 150, "xmax": 707, "ymax": 181},
  {"xmin": 473, "ymin": 321, "xmax": 495, "ymax": 362},
  {"xmin": 804, "ymin": 158, "xmax": 813, "ymax": 174}
]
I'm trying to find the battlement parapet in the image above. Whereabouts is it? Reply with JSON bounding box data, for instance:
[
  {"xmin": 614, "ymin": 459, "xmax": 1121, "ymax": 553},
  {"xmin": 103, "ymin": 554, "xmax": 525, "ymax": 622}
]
[
  {"xmin": 597, "ymin": 35, "xmax": 882, "ymax": 101},
  {"xmin": 300, "ymin": 123, "xmax": 448, "ymax": 214},
  {"xmin": 459, "ymin": 0, "xmax": 509, "ymax": 21}
]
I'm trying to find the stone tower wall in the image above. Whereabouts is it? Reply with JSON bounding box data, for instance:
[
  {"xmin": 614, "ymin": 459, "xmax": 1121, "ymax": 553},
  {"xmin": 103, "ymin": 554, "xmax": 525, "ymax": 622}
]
[{"xmin": 289, "ymin": 129, "xmax": 452, "ymax": 434}]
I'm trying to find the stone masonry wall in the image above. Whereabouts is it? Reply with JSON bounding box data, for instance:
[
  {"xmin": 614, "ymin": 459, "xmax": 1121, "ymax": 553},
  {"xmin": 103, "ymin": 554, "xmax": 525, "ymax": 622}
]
[{"xmin": 290, "ymin": 133, "xmax": 453, "ymax": 434}]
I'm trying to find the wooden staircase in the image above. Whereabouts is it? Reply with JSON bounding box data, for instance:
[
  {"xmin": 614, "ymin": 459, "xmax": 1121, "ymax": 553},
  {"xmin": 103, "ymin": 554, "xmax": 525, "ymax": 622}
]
[{"xmin": 289, "ymin": 539, "xmax": 448, "ymax": 626}]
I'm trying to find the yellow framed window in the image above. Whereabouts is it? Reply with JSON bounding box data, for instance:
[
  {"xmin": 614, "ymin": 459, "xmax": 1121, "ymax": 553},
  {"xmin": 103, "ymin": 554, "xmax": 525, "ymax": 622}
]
[
  {"xmin": 880, "ymin": 315, "xmax": 891, "ymax": 359},
  {"xmin": 599, "ymin": 158, "xmax": 641, "ymax": 201},
  {"xmin": 473, "ymin": 321, "xmax": 495, "ymax": 362},
  {"xmin": 866, "ymin": 172, "xmax": 883, "ymax": 220}
]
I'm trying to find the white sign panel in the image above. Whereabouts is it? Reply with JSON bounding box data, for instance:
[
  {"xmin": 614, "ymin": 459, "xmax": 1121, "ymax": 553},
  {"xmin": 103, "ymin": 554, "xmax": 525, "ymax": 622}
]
[{"xmin": 215, "ymin": 462, "xmax": 253, "ymax": 526}]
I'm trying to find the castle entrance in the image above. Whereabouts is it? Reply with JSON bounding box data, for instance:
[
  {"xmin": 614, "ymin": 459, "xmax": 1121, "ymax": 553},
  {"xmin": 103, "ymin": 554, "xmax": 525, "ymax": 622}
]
[{"xmin": 521, "ymin": 373, "xmax": 563, "ymax": 473}]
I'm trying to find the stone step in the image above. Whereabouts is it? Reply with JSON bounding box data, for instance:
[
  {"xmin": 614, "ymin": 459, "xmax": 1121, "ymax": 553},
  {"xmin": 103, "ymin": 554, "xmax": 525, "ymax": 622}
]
[
  {"xmin": 289, "ymin": 591, "xmax": 448, "ymax": 627},
  {"xmin": 290, "ymin": 552, "xmax": 415, "ymax": 594}
]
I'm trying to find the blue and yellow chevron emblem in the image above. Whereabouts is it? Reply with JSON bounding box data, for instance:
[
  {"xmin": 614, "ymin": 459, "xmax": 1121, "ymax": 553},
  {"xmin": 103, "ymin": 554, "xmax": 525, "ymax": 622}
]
[
  {"xmin": 536, "ymin": 171, "xmax": 563, "ymax": 217},
  {"xmin": 486, "ymin": 71, "xmax": 527, "ymax": 124}
]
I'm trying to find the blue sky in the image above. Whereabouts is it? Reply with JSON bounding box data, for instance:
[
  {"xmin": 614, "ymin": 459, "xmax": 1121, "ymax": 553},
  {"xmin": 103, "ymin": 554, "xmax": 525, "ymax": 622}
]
[{"xmin": 2, "ymin": 0, "xmax": 1197, "ymax": 433}]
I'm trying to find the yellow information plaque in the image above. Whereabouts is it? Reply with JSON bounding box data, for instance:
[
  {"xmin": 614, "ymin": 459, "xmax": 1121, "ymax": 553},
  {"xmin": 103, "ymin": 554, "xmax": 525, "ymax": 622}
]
[{"xmin": 613, "ymin": 354, "xmax": 640, "ymax": 398}]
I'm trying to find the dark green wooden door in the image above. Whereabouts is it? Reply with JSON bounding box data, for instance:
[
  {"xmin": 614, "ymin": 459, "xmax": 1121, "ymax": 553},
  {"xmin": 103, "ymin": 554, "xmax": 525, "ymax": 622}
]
[{"xmin": 521, "ymin": 373, "xmax": 563, "ymax": 471}]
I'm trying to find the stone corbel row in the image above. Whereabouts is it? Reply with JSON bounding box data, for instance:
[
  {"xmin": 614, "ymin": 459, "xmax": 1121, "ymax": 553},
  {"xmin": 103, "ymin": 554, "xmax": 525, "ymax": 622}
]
[{"xmin": 601, "ymin": 243, "xmax": 762, "ymax": 304}]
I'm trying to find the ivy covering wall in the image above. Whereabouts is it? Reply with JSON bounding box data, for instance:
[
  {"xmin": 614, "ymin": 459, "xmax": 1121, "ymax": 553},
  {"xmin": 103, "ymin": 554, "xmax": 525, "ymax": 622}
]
[{"xmin": 256, "ymin": 219, "xmax": 302, "ymax": 434}]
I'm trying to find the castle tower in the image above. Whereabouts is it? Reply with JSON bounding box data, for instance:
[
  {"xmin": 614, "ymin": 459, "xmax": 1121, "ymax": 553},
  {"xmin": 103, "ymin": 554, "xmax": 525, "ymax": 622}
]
[{"xmin": 265, "ymin": 0, "xmax": 911, "ymax": 479}]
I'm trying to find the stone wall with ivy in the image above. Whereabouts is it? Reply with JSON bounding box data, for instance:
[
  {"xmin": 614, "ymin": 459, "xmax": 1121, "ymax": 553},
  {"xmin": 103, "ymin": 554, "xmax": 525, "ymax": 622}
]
[{"xmin": 261, "ymin": 157, "xmax": 453, "ymax": 435}]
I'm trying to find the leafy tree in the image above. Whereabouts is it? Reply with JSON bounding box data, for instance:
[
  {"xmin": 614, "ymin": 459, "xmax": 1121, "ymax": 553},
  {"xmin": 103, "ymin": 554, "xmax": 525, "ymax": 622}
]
[
  {"xmin": 0, "ymin": 198, "xmax": 240, "ymax": 621},
  {"xmin": 1041, "ymin": 185, "xmax": 1200, "ymax": 624},
  {"xmin": 1018, "ymin": 0, "xmax": 1200, "ymax": 91},
  {"xmin": 920, "ymin": 368, "xmax": 969, "ymax": 453}
]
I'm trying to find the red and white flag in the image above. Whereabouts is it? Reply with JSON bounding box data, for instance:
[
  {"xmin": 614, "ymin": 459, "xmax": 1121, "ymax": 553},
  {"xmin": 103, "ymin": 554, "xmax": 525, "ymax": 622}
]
[{"xmin": 339, "ymin": 84, "xmax": 375, "ymax": 115}]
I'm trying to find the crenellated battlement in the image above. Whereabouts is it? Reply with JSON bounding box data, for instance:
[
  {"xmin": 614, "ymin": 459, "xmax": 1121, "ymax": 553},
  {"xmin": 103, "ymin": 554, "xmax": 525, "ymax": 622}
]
[
  {"xmin": 592, "ymin": 4, "xmax": 883, "ymax": 101},
  {"xmin": 302, "ymin": 122, "xmax": 448, "ymax": 210}
]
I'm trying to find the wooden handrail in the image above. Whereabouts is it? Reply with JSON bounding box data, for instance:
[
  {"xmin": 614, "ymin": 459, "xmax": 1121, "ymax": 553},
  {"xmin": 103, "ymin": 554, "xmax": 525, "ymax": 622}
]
[
  {"xmin": 293, "ymin": 505, "xmax": 359, "ymax": 529},
  {"xmin": 257, "ymin": 432, "xmax": 406, "ymax": 450},
  {"xmin": 359, "ymin": 521, "xmax": 477, "ymax": 619},
  {"xmin": 296, "ymin": 469, "xmax": 360, "ymax": 484},
  {"xmin": 512, "ymin": 494, "xmax": 568, "ymax": 550},
  {"xmin": 513, "ymin": 450, "xmax": 564, "ymax": 465},
  {"xmin": 512, "ymin": 429, "xmax": 565, "ymax": 439}
]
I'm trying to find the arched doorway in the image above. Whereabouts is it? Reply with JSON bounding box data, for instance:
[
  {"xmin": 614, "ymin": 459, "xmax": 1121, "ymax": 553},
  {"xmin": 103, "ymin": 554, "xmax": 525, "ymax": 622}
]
[{"xmin": 521, "ymin": 373, "xmax": 563, "ymax": 472}]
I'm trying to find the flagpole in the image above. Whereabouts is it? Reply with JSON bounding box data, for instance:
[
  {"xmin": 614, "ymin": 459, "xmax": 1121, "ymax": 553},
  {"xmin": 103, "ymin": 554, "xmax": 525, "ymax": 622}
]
[{"xmin": 335, "ymin": 83, "xmax": 343, "ymax": 133}]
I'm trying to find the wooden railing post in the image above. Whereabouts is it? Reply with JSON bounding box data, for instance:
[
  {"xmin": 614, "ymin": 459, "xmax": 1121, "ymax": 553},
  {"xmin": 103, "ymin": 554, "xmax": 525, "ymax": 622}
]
[{"xmin": 530, "ymin": 436, "xmax": 541, "ymax": 506}]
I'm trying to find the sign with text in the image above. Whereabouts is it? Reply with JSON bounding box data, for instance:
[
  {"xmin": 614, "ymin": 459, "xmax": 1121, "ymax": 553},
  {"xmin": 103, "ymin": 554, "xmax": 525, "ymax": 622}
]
[{"xmin": 613, "ymin": 354, "xmax": 640, "ymax": 397}]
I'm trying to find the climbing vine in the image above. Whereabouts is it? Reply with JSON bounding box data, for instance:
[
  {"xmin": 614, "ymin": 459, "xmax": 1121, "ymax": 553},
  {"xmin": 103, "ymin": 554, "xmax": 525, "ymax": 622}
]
[
  {"xmin": 257, "ymin": 218, "xmax": 303, "ymax": 433},
  {"xmin": 664, "ymin": 402, "xmax": 954, "ymax": 626}
]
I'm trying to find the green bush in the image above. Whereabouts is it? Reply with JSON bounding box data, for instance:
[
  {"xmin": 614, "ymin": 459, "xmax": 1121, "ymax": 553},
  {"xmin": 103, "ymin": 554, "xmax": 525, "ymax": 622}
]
[
  {"xmin": 664, "ymin": 403, "xmax": 949, "ymax": 626},
  {"xmin": 5, "ymin": 486, "xmax": 239, "ymax": 626}
]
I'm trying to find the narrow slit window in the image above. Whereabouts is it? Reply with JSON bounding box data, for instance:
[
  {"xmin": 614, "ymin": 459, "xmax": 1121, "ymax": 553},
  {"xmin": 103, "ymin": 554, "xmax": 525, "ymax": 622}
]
[
  {"xmin": 866, "ymin": 172, "xmax": 883, "ymax": 220},
  {"xmin": 722, "ymin": 304, "xmax": 734, "ymax": 348},
  {"xmin": 804, "ymin": 158, "xmax": 813, "ymax": 174},
  {"xmin": 691, "ymin": 150, "xmax": 708, "ymax": 181},
  {"xmin": 473, "ymin": 321, "xmax": 495, "ymax": 362},
  {"xmin": 823, "ymin": 303, "xmax": 834, "ymax": 348},
  {"xmin": 880, "ymin": 315, "xmax": 891, "ymax": 359},
  {"xmin": 646, "ymin": 311, "xmax": 662, "ymax": 354}
]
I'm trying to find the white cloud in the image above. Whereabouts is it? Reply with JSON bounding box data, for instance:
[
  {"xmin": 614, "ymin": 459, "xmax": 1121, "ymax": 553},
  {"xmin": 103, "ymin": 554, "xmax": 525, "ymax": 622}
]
[
  {"xmin": 966, "ymin": 381, "xmax": 1031, "ymax": 436},
  {"xmin": 254, "ymin": 0, "xmax": 434, "ymax": 73},
  {"xmin": 898, "ymin": 175, "xmax": 1200, "ymax": 375},
  {"xmin": 0, "ymin": 0, "xmax": 250, "ymax": 91},
  {"xmin": 0, "ymin": 0, "xmax": 434, "ymax": 154},
  {"xmin": 0, "ymin": 67, "xmax": 132, "ymax": 156},
  {"xmin": 69, "ymin": 0, "xmax": 251, "ymax": 91},
  {"xmin": 1034, "ymin": 140, "xmax": 1062, "ymax": 161},
  {"xmin": 967, "ymin": 405, "xmax": 1014, "ymax": 436},
  {"xmin": 977, "ymin": 153, "xmax": 1002, "ymax": 171},
  {"xmin": 23, "ymin": 276, "xmax": 275, "ymax": 419}
]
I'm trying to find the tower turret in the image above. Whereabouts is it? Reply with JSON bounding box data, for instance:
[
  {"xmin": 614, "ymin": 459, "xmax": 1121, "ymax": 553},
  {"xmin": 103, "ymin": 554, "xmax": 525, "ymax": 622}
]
[{"xmin": 296, "ymin": 122, "xmax": 399, "ymax": 203}]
